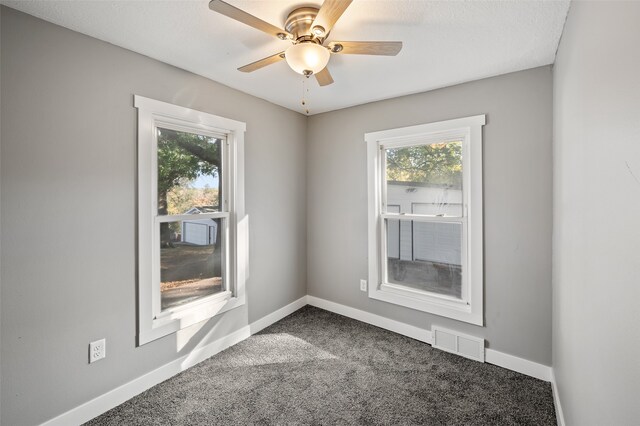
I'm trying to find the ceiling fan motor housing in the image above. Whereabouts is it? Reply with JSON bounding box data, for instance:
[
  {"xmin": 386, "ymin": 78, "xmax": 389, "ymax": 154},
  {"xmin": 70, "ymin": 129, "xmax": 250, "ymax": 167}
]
[{"xmin": 285, "ymin": 7, "xmax": 327, "ymax": 43}]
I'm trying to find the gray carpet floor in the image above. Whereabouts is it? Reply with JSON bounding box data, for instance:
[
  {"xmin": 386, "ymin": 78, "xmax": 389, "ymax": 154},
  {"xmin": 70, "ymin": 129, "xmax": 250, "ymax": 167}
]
[{"xmin": 86, "ymin": 306, "xmax": 556, "ymax": 425}]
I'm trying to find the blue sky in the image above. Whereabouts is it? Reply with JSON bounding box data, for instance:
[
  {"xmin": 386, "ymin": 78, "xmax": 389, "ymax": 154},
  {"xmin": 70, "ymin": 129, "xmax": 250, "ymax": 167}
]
[{"xmin": 193, "ymin": 173, "xmax": 218, "ymax": 189}]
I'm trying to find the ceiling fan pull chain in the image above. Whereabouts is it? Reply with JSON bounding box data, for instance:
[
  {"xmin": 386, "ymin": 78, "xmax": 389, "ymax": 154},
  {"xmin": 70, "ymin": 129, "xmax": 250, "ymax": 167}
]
[{"xmin": 302, "ymin": 77, "xmax": 310, "ymax": 115}]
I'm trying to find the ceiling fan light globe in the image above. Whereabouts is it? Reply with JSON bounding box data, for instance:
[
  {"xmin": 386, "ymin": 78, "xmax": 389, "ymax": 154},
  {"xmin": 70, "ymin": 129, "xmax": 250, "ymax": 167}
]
[{"xmin": 285, "ymin": 43, "xmax": 330, "ymax": 75}]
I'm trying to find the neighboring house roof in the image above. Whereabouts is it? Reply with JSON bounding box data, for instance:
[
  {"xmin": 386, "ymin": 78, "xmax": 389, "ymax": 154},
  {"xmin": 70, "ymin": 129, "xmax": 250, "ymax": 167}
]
[{"xmin": 183, "ymin": 205, "xmax": 219, "ymax": 214}]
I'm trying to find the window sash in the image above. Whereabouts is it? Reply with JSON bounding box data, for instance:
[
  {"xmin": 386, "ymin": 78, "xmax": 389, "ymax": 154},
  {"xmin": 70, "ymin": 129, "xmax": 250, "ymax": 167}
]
[
  {"xmin": 152, "ymin": 122, "xmax": 229, "ymax": 217},
  {"xmin": 380, "ymin": 138, "xmax": 465, "ymax": 219},
  {"xmin": 151, "ymin": 216, "xmax": 230, "ymax": 319},
  {"xmin": 378, "ymin": 216, "xmax": 469, "ymax": 305}
]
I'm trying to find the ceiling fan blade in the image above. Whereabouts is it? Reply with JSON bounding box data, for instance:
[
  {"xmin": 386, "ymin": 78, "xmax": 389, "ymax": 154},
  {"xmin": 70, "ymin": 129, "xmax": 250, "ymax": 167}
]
[
  {"xmin": 238, "ymin": 52, "xmax": 285, "ymax": 73},
  {"xmin": 209, "ymin": 0, "xmax": 291, "ymax": 39},
  {"xmin": 315, "ymin": 67, "xmax": 334, "ymax": 86},
  {"xmin": 312, "ymin": 0, "xmax": 353, "ymax": 35},
  {"xmin": 328, "ymin": 41, "xmax": 403, "ymax": 56}
]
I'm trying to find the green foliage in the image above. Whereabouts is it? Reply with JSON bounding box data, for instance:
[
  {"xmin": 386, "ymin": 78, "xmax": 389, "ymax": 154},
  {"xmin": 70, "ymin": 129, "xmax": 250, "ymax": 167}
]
[
  {"xmin": 386, "ymin": 142, "xmax": 462, "ymax": 187},
  {"xmin": 157, "ymin": 128, "xmax": 221, "ymax": 199},
  {"xmin": 167, "ymin": 183, "xmax": 219, "ymax": 216}
]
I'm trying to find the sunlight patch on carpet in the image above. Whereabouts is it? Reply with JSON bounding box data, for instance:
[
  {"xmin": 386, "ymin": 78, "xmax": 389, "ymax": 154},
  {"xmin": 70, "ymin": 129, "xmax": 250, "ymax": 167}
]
[{"xmin": 212, "ymin": 333, "xmax": 338, "ymax": 367}]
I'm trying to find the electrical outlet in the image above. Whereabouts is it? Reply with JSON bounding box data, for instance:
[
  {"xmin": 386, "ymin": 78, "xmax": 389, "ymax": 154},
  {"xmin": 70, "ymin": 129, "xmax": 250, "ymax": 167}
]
[
  {"xmin": 89, "ymin": 339, "xmax": 106, "ymax": 364},
  {"xmin": 360, "ymin": 279, "xmax": 367, "ymax": 292}
]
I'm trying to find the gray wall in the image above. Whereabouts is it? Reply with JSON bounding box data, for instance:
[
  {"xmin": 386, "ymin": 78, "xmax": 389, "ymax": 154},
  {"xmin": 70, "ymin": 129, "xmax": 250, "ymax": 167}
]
[
  {"xmin": 307, "ymin": 67, "xmax": 553, "ymax": 365},
  {"xmin": 0, "ymin": 7, "xmax": 307, "ymax": 425},
  {"xmin": 0, "ymin": 6, "xmax": 3, "ymax": 422},
  {"xmin": 552, "ymin": 2, "xmax": 640, "ymax": 424}
]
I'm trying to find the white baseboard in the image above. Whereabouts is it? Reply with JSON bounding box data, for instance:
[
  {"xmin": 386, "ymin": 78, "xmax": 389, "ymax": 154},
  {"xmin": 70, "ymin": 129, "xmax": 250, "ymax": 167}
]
[
  {"xmin": 551, "ymin": 370, "xmax": 566, "ymax": 426},
  {"xmin": 42, "ymin": 326, "xmax": 251, "ymax": 426},
  {"xmin": 41, "ymin": 296, "xmax": 308, "ymax": 426},
  {"xmin": 307, "ymin": 295, "xmax": 552, "ymax": 382},
  {"xmin": 485, "ymin": 348, "xmax": 552, "ymax": 382},
  {"xmin": 307, "ymin": 295, "xmax": 431, "ymax": 343},
  {"xmin": 249, "ymin": 296, "xmax": 308, "ymax": 334}
]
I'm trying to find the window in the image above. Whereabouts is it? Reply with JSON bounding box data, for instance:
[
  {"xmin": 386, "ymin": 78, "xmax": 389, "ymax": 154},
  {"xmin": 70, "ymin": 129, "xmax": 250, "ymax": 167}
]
[
  {"xmin": 366, "ymin": 115, "xmax": 485, "ymax": 325},
  {"xmin": 135, "ymin": 96, "xmax": 247, "ymax": 344}
]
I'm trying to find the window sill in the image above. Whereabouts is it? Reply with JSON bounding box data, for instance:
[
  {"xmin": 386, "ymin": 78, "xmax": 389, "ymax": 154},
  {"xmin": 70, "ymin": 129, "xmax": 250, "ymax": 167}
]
[
  {"xmin": 369, "ymin": 284, "xmax": 482, "ymax": 326},
  {"xmin": 139, "ymin": 292, "xmax": 245, "ymax": 345}
]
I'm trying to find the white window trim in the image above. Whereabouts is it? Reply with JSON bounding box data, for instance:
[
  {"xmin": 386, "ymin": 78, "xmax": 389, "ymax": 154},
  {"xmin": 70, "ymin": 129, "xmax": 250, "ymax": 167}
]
[
  {"xmin": 135, "ymin": 95, "xmax": 247, "ymax": 345},
  {"xmin": 365, "ymin": 115, "xmax": 485, "ymax": 326}
]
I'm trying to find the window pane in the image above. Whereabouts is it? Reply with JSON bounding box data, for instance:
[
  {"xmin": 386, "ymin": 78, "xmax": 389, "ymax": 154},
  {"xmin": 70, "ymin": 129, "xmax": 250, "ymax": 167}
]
[
  {"xmin": 386, "ymin": 219, "xmax": 462, "ymax": 299},
  {"xmin": 157, "ymin": 127, "xmax": 223, "ymax": 216},
  {"xmin": 385, "ymin": 141, "xmax": 462, "ymax": 216},
  {"xmin": 160, "ymin": 219, "xmax": 224, "ymax": 311}
]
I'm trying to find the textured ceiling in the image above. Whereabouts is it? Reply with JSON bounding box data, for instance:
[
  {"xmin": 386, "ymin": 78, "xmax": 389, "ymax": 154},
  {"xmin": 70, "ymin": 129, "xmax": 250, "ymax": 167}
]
[{"xmin": 1, "ymin": 0, "xmax": 570, "ymax": 115}]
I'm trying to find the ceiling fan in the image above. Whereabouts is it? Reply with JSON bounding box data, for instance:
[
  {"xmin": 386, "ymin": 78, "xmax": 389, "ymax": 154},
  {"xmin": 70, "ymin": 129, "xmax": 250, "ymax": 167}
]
[{"xmin": 208, "ymin": 0, "xmax": 403, "ymax": 86}]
